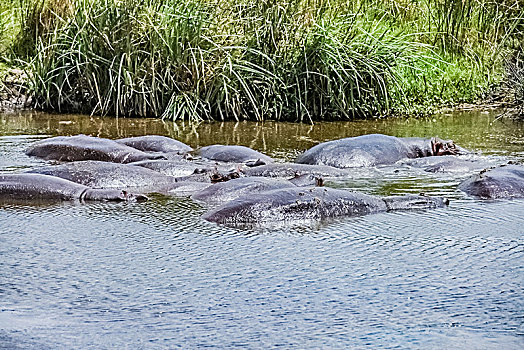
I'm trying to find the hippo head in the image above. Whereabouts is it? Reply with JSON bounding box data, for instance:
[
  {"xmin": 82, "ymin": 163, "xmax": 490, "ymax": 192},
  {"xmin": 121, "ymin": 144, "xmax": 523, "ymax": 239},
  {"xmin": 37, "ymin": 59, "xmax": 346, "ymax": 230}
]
[
  {"xmin": 210, "ymin": 171, "xmax": 241, "ymax": 183},
  {"xmin": 83, "ymin": 189, "xmax": 149, "ymax": 202},
  {"xmin": 430, "ymin": 137, "xmax": 461, "ymax": 156}
]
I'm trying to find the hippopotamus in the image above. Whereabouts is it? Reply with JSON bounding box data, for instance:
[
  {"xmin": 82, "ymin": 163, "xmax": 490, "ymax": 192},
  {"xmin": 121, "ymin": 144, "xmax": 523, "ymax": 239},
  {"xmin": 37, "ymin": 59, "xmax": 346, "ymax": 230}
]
[
  {"xmin": 458, "ymin": 164, "xmax": 524, "ymax": 199},
  {"xmin": 26, "ymin": 135, "xmax": 166, "ymax": 163},
  {"xmin": 202, "ymin": 187, "xmax": 448, "ymax": 226},
  {"xmin": 192, "ymin": 177, "xmax": 298, "ymax": 204},
  {"xmin": 0, "ymin": 173, "xmax": 147, "ymax": 202},
  {"xmin": 27, "ymin": 161, "xmax": 181, "ymax": 193},
  {"xmin": 115, "ymin": 135, "xmax": 192, "ymax": 154},
  {"xmin": 241, "ymin": 163, "xmax": 350, "ymax": 178},
  {"xmin": 287, "ymin": 173, "xmax": 325, "ymax": 187},
  {"xmin": 167, "ymin": 181, "xmax": 213, "ymax": 196},
  {"xmin": 199, "ymin": 145, "xmax": 273, "ymax": 165},
  {"xmin": 401, "ymin": 155, "xmax": 493, "ymax": 173},
  {"xmin": 173, "ymin": 168, "xmax": 242, "ymax": 184},
  {"xmin": 131, "ymin": 159, "xmax": 231, "ymax": 178},
  {"xmin": 295, "ymin": 134, "xmax": 464, "ymax": 168}
]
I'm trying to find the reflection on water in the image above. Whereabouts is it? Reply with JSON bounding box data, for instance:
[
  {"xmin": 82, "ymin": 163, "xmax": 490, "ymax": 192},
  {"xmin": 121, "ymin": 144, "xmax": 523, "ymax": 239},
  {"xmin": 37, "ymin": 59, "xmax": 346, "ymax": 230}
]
[
  {"xmin": 1, "ymin": 110, "xmax": 523, "ymax": 160},
  {"xmin": 0, "ymin": 110, "xmax": 523, "ymax": 349}
]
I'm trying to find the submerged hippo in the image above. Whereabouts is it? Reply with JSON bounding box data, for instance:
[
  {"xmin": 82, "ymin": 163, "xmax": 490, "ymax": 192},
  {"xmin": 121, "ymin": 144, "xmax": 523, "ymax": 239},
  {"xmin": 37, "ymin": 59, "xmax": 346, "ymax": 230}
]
[
  {"xmin": 26, "ymin": 135, "xmax": 165, "ymax": 163},
  {"xmin": 131, "ymin": 159, "xmax": 230, "ymax": 178},
  {"xmin": 27, "ymin": 161, "xmax": 181, "ymax": 192},
  {"xmin": 458, "ymin": 164, "xmax": 524, "ymax": 199},
  {"xmin": 115, "ymin": 135, "xmax": 192, "ymax": 154},
  {"xmin": 0, "ymin": 173, "xmax": 147, "ymax": 202},
  {"xmin": 401, "ymin": 155, "xmax": 493, "ymax": 173},
  {"xmin": 167, "ymin": 181, "xmax": 213, "ymax": 196},
  {"xmin": 192, "ymin": 177, "xmax": 297, "ymax": 204},
  {"xmin": 199, "ymin": 145, "xmax": 273, "ymax": 165},
  {"xmin": 202, "ymin": 187, "xmax": 448, "ymax": 226},
  {"xmin": 296, "ymin": 134, "xmax": 463, "ymax": 168},
  {"xmin": 241, "ymin": 163, "xmax": 349, "ymax": 178}
]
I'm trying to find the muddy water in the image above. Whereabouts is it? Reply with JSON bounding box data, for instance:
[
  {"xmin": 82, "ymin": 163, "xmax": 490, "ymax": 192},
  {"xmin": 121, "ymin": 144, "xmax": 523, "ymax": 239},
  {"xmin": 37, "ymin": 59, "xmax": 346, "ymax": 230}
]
[{"xmin": 0, "ymin": 110, "xmax": 523, "ymax": 349}]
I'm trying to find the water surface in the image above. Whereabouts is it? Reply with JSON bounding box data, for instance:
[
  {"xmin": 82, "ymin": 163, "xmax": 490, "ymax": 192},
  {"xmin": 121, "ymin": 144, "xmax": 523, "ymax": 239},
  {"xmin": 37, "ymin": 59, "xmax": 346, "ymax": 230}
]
[{"xmin": 1, "ymin": 110, "xmax": 523, "ymax": 349}]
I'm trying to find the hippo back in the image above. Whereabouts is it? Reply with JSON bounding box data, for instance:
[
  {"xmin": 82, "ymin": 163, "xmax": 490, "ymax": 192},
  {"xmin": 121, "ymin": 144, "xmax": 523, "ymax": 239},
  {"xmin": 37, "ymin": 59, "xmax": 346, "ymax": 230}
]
[
  {"xmin": 192, "ymin": 177, "xmax": 296, "ymax": 204},
  {"xmin": 200, "ymin": 145, "xmax": 273, "ymax": 164},
  {"xmin": 202, "ymin": 187, "xmax": 387, "ymax": 225},
  {"xmin": 242, "ymin": 163, "xmax": 349, "ymax": 178},
  {"xmin": 116, "ymin": 135, "xmax": 193, "ymax": 154},
  {"xmin": 28, "ymin": 161, "xmax": 179, "ymax": 191},
  {"xmin": 0, "ymin": 173, "xmax": 87, "ymax": 200},
  {"xmin": 458, "ymin": 164, "xmax": 524, "ymax": 199},
  {"xmin": 296, "ymin": 134, "xmax": 412, "ymax": 168},
  {"xmin": 26, "ymin": 135, "xmax": 165, "ymax": 163},
  {"xmin": 0, "ymin": 173, "xmax": 147, "ymax": 202}
]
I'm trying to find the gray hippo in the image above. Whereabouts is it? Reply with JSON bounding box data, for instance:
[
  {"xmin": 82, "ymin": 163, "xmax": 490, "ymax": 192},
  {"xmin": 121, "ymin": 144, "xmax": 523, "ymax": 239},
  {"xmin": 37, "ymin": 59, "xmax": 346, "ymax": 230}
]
[
  {"xmin": 0, "ymin": 173, "xmax": 147, "ymax": 202},
  {"xmin": 401, "ymin": 155, "xmax": 493, "ymax": 173},
  {"xmin": 26, "ymin": 135, "xmax": 166, "ymax": 163},
  {"xmin": 115, "ymin": 135, "xmax": 192, "ymax": 154},
  {"xmin": 199, "ymin": 145, "xmax": 273, "ymax": 165},
  {"xmin": 192, "ymin": 177, "xmax": 297, "ymax": 204},
  {"xmin": 131, "ymin": 159, "xmax": 231, "ymax": 178},
  {"xmin": 241, "ymin": 163, "xmax": 349, "ymax": 178},
  {"xmin": 176, "ymin": 169, "xmax": 242, "ymax": 183},
  {"xmin": 167, "ymin": 181, "xmax": 213, "ymax": 196},
  {"xmin": 202, "ymin": 187, "xmax": 448, "ymax": 226},
  {"xmin": 458, "ymin": 164, "xmax": 524, "ymax": 199},
  {"xmin": 27, "ymin": 161, "xmax": 181, "ymax": 193},
  {"xmin": 296, "ymin": 134, "xmax": 463, "ymax": 168}
]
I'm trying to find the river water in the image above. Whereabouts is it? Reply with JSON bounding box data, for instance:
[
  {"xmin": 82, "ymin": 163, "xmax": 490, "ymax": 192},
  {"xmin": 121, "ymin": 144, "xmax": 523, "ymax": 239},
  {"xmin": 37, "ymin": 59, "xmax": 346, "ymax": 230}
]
[{"xmin": 0, "ymin": 111, "xmax": 523, "ymax": 349}]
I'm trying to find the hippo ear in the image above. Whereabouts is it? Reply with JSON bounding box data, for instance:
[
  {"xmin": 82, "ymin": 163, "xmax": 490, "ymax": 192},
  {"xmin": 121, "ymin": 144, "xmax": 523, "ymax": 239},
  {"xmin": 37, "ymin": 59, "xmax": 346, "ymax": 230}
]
[
  {"xmin": 439, "ymin": 140, "xmax": 458, "ymax": 155},
  {"xmin": 445, "ymin": 140, "xmax": 459, "ymax": 155},
  {"xmin": 430, "ymin": 137, "xmax": 441, "ymax": 156}
]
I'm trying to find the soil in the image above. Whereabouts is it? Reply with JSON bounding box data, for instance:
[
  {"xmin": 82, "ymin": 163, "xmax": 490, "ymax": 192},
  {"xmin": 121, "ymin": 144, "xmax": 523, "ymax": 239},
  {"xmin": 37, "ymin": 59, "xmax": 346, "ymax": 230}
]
[{"xmin": 0, "ymin": 68, "xmax": 32, "ymax": 112}]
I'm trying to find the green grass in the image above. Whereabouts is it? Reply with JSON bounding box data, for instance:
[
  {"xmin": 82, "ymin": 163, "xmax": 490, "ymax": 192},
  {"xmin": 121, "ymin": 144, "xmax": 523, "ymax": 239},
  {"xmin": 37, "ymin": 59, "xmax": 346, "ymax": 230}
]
[{"xmin": 1, "ymin": 0, "xmax": 522, "ymax": 121}]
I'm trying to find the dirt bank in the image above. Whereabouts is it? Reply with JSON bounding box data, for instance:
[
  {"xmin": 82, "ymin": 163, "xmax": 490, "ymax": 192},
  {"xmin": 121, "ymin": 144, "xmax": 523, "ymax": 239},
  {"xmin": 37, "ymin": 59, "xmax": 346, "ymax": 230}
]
[{"xmin": 0, "ymin": 68, "xmax": 32, "ymax": 112}]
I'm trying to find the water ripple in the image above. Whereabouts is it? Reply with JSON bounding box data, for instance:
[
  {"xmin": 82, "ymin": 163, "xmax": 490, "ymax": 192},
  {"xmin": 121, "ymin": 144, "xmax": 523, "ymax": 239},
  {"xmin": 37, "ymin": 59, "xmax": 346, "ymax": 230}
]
[{"xmin": 1, "ymin": 124, "xmax": 523, "ymax": 348}]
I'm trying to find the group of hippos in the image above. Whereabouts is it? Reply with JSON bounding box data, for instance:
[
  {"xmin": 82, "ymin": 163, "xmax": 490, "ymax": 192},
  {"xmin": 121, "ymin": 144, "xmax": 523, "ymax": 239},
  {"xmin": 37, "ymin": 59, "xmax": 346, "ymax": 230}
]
[{"xmin": 1, "ymin": 133, "xmax": 523, "ymax": 227}]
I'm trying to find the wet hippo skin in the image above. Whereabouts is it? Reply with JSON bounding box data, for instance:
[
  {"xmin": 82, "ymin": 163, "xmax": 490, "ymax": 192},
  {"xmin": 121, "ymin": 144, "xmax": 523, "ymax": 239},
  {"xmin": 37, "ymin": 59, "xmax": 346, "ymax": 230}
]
[
  {"xmin": 26, "ymin": 135, "xmax": 166, "ymax": 163},
  {"xmin": 458, "ymin": 164, "xmax": 524, "ymax": 199},
  {"xmin": 203, "ymin": 187, "xmax": 447, "ymax": 226},
  {"xmin": 296, "ymin": 134, "xmax": 463, "ymax": 168},
  {"xmin": 116, "ymin": 135, "xmax": 193, "ymax": 154},
  {"xmin": 199, "ymin": 145, "xmax": 273, "ymax": 164},
  {"xmin": 0, "ymin": 173, "xmax": 148, "ymax": 202}
]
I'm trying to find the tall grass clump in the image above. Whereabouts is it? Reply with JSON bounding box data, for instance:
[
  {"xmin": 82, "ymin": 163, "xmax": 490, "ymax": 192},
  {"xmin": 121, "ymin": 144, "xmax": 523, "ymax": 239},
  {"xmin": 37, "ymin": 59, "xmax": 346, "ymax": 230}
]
[
  {"xmin": 392, "ymin": 0, "xmax": 523, "ymax": 110},
  {"xmin": 505, "ymin": 47, "xmax": 524, "ymax": 118},
  {"xmin": 24, "ymin": 0, "xmax": 524, "ymax": 121},
  {"xmin": 30, "ymin": 0, "xmax": 218, "ymax": 119},
  {"xmin": 4, "ymin": 0, "xmax": 72, "ymax": 59}
]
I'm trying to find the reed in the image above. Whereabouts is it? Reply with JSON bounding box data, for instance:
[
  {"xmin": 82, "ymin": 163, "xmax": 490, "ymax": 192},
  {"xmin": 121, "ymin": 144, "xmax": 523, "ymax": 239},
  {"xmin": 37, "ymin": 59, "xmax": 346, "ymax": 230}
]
[
  {"xmin": 10, "ymin": 0, "xmax": 523, "ymax": 121},
  {"xmin": 505, "ymin": 48, "xmax": 524, "ymax": 118}
]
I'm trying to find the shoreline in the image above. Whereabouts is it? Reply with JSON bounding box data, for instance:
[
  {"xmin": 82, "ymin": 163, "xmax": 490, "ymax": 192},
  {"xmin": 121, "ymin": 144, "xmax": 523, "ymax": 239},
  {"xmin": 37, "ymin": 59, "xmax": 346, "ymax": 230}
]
[{"xmin": 1, "ymin": 67, "xmax": 521, "ymax": 121}]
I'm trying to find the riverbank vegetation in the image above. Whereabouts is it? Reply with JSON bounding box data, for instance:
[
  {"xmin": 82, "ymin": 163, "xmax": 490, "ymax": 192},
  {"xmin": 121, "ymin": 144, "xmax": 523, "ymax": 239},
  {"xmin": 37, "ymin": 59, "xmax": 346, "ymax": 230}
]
[{"xmin": 0, "ymin": 0, "xmax": 522, "ymax": 121}]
